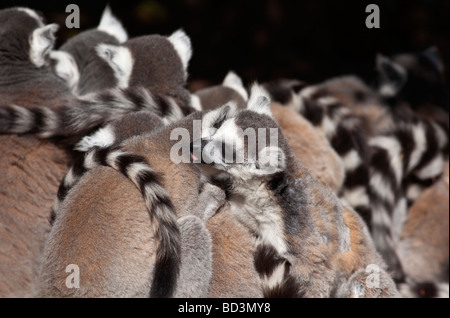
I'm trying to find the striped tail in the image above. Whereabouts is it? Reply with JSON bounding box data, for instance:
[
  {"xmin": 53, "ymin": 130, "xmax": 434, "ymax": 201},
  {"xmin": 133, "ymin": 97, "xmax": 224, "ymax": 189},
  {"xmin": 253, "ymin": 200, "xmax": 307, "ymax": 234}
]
[
  {"xmin": 367, "ymin": 117, "xmax": 448, "ymax": 282},
  {"xmin": 299, "ymin": 97, "xmax": 374, "ymax": 228},
  {"xmin": 53, "ymin": 145, "xmax": 181, "ymax": 298},
  {"xmin": 0, "ymin": 86, "xmax": 191, "ymax": 138},
  {"xmin": 253, "ymin": 244, "xmax": 302, "ymax": 298}
]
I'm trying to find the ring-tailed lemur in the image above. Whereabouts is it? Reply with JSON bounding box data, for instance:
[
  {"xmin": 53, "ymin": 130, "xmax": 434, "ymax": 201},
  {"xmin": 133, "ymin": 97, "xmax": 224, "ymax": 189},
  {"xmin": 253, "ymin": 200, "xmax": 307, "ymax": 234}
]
[
  {"xmin": 264, "ymin": 77, "xmax": 374, "ymax": 228},
  {"xmin": 192, "ymin": 84, "xmax": 399, "ymax": 297},
  {"xmin": 373, "ymin": 51, "xmax": 449, "ymax": 205},
  {"xmin": 264, "ymin": 74, "xmax": 449, "ymax": 285},
  {"xmin": 40, "ymin": 112, "xmax": 225, "ymax": 297},
  {"xmin": 0, "ymin": 7, "xmax": 75, "ymax": 298},
  {"xmin": 192, "ymin": 72, "xmax": 345, "ymax": 192},
  {"xmin": 50, "ymin": 5, "xmax": 128, "ymax": 94},
  {"xmin": 0, "ymin": 30, "xmax": 195, "ymax": 139},
  {"xmin": 191, "ymin": 71, "xmax": 249, "ymax": 111}
]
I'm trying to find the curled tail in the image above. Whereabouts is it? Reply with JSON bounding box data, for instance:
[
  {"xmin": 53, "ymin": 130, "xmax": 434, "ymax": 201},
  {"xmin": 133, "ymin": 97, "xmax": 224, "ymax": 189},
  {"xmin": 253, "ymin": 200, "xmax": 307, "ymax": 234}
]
[
  {"xmin": 0, "ymin": 87, "xmax": 190, "ymax": 138},
  {"xmin": 53, "ymin": 145, "xmax": 181, "ymax": 297},
  {"xmin": 253, "ymin": 244, "xmax": 302, "ymax": 298}
]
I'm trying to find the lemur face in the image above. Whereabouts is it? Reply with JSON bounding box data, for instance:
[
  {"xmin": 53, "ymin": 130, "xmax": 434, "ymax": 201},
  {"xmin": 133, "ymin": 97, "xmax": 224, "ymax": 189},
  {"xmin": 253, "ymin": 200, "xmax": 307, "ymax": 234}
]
[{"xmin": 192, "ymin": 85, "xmax": 286, "ymax": 179}]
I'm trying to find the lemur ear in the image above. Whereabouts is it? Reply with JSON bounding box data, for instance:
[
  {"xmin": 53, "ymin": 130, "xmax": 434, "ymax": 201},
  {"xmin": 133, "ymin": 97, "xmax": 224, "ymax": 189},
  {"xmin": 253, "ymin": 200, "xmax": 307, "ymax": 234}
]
[
  {"xmin": 29, "ymin": 23, "xmax": 59, "ymax": 67},
  {"xmin": 168, "ymin": 29, "xmax": 192, "ymax": 72},
  {"xmin": 96, "ymin": 43, "xmax": 133, "ymax": 88},
  {"xmin": 223, "ymin": 71, "xmax": 249, "ymax": 101},
  {"xmin": 98, "ymin": 5, "xmax": 128, "ymax": 43},
  {"xmin": 201, "ymin": 102, "xmax": 237, "ymax": 138},
  {"xmin": 254, "ymin": 146, "xmax": 286, "ymax": 175},
  {"xmin": 247, "ymin": 84, "xmax": 272, "ymax": 117},
  {"xmin": 376, "ymin": 54, "xmax": 407, "ymax": 97},
  {"xmin": 423, "ymin": 46, "xmax": 445, "ymax": 74},
  {"xmin": 49, "ymin": 50, "xmax": 80, "ymax": 91}
]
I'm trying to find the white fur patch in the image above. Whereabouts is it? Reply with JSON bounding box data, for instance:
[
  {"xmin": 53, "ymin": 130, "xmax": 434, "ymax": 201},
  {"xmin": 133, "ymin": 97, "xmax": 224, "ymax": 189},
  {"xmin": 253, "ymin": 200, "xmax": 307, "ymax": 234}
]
[
  {"xmin": 342, "ymin": 186, "xmax": 370, "ymax": 207},
  {"xmin": 168, "ymin": 29, "xmax": 192, "ymax": 73},
  {"xmin": 97, "ymin": 5, "xmax": 128, "ymax": 43},
  {"xmin": 247, "ymin": 84, "xmax": 272, "ymax": 117},
  {"xmin": 29, "ymin": 24, "xmax": 59, "ymax": 67},
  {"xmin": 190, "ymin": 94, "xmax": 203, "ymax": 111},
  {"xmin": 63, "ymin": 167, "xmax": 76, "ymax": 187},
  {"xmin": 17, "ymin": 8, "xmax": 43, "ymax": 26},
  {"xmin": 317, "ymin": 96, "xmax": 338, "ymax": 106},
  {"xmin": 371, "ymin": 204, "xmax": 393, "ymax": 231},
  {"xmin": 299, "ymin": 86, "xmax": 318, "ymax": 99},
  {"xmin": 407, "ymin": 123, "xmax": 427, "ymax": 172},
  {"xmin": 431, "ymin": 122, "xmax": 448, "ymax": 150},
  {"xmin": 369, "ymin": 136, "xmax": 403, "ymax": 184},
  {"xmin": 321, "ymin": 115, "xmax": 337, "ymax": 139},
  {"xmin": 416, "ymin": 154, "xmax": 444, "ymax": 180},
  {"xmin": 392, "ymin": 197, "xmax": 407, "ymax": 242},
  {"xmin": 379, "ymin": 84, "xmax": 398, "ymax": 98},
  {"xmin": 262, "ymin": 262, "xmax": 286, "ymax": 289},
  {"xmin": 370, "ymin": 173, "xmax": 395, "ymax": 204},
  {"xmin": 39, "ymin": 108, "xmax": 58, "ymax": 138},
  {"xmin": 406, "ymin": 184, "xmax": 423, "ymax": 202},
  {"xmin": 96, "ymin": 44, "xmax": 133, "ymax": 89},
  {"xmin": 126, "ymin": 162, "xmax": 151, "ymax": 182},
  {"xmin": 49, "ymin": 50, "xmax": 80, "ymax": 91},
  {"xmin": 165, "ymin": 97, "xmax": 185, "ymax": 123},
  {"xmin": 342, "ymin": 149, "xmax": 362, "ymax": 172},
  {"xmin": 75, "ymin": 125, "xmax": 115, "ymax": 151},
  {"xmin": 223, "ymin": 71, "xmax": 249, "ymax": 101},
  {"xmin": 11, "ymin": 105, "xmax": 33, "ymax": 133},
  {"xmin": 83, "ymin": 151, "xmax": 98, "ymax": 169}
]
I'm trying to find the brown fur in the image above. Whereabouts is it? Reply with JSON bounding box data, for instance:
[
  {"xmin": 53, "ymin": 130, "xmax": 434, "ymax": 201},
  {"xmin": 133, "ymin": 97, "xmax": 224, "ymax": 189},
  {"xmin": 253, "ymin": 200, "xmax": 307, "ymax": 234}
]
[
  {"xmin": 39, "ymin": 116, "xmax": 207, "ymax": 297},
  {"xmin": 283, "ymin": 158, "xmax": 396, "ymax": 297},
  {"xmin": 397, "ymin": 162, "xmax": 449, "ymax": 283},
  {"xmin": 271, "ymin": 103, "xmax": 344, "ymax": 192},
  {"xmin": 0, "ymin": 135, "xmax": 69, "ymax": 297},
  {"xmin": 206, "ymin": 204, "xmax": 262, "ymax": 297},
  {"xmin": 0, "ymin": 48, "xmax": 74, "ymax": 297}
]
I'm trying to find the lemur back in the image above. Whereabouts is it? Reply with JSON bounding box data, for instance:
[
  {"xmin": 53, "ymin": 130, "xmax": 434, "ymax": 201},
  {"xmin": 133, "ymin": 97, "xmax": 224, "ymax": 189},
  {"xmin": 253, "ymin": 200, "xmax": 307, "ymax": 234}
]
[
  {"xmin": 0, "ymin": 7, "xmax": 74, "ymax": 297},
  {"xmin": 397, "ymin": 162, "xmax": 449, "ymax": 297},
  {"xmin": 40, "ymin": 113, "xmax": 225, "ymax": 297}
]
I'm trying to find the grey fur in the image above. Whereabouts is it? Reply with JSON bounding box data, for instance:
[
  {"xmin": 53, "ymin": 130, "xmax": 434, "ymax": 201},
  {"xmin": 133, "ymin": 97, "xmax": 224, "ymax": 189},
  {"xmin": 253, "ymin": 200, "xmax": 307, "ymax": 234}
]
[{"xmin": 195, "ymin": 85, "xmax": 399, "ymax": 297}]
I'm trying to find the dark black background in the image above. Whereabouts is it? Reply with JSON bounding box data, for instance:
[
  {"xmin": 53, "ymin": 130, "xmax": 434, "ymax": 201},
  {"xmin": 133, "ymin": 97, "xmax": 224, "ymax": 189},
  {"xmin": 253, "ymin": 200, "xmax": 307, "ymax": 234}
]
[{"xmin": 1, "ymin": 0, "xmax": 448, "ymax": 90}]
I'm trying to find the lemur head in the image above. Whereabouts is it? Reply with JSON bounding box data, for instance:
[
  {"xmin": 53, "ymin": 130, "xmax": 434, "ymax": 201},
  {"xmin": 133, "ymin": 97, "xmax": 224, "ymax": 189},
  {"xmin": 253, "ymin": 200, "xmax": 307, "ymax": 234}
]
[
  {"xmin": 0, "ymin": 7, "xmax": 58, "ymax": 68},
  {"xmin": 192, "ymin": 84, "xmax": 293, "ymax": 181},
  {"xmin": 374, "ymin": 47, "xmax": 448, "ymax": 112},
  {"xmin": 94, "ymin": 29, "xmax": 192, "ymax": 89},
  {"xmin": 49, "ymin": 6, "xmax": 128, "ymax": 94}
]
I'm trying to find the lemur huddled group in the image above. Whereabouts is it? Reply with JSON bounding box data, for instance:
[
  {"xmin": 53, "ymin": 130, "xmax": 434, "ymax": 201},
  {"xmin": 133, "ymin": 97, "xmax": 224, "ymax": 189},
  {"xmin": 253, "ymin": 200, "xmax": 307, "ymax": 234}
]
[{"xmin": 0, "ymin": 6, "xmax": 448, "ymax": 298}]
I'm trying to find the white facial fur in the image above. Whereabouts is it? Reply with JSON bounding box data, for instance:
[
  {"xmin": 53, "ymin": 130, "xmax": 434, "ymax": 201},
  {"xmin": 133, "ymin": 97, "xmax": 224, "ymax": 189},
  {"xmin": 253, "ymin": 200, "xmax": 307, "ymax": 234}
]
[
  {"xmin": 29, "ymin": 24, "xmax": 59, "ymax": 67},
  {"xmin": 199, "ymin": 86, "xmax": 285, "ymax": 178},
  {"xmin": 49, "ymin": 50, "xmax": 80, "ymax": 91},
  {"xmin": 167, "ymin": 29, "xmax": 192, "ymax": 73},
  {"xmin": 97, "ymin": 5, "xmax": 128, "ymax": 43},
  {"xmin": 96, "ymin": 44, "xmax": 133, "ymax": 89}
]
